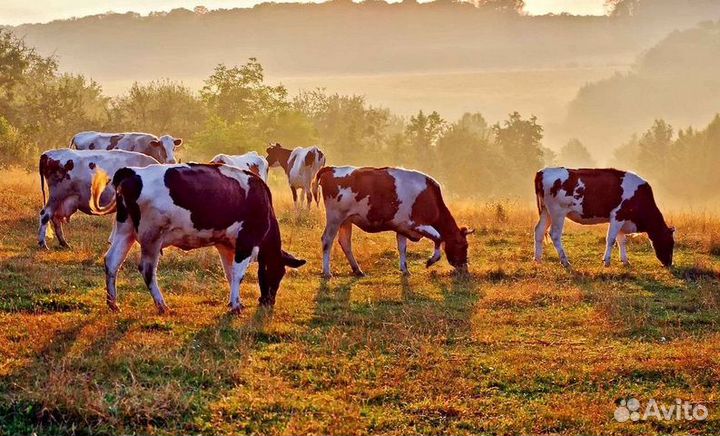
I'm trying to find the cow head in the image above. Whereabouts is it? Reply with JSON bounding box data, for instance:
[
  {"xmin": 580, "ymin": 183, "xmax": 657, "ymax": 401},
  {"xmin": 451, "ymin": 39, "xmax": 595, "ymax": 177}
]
[
  {"xmin": 259, "ymin": 249, "xmax": 306, "ymax": 306},
  {"xmin": 265, "ymin": 143, "xmax": 288, "ymax": 168},
  {"xmin": 149, "ymin": 135, "xmax": 183, "ymax": 164},
  {"xmin": 444, "ymin": 227, "xmax": 474, "ymax": 273},
  {"xmin": 652, "ymin": 226, "xmax": 675, "ymax": 267}
]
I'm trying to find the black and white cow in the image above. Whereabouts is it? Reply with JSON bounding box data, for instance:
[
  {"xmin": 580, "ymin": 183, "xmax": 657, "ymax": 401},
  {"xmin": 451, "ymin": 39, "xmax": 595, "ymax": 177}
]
[
  {"xmin": 313, "ymin": 166, "xmax": 473, "ymax": 278},
  {"xmin": 266, "ymin": 143, "xmax": 326, "ymax": 208},
  {"xmin": 71, "ymin": 131, "xmax": 182, "ymax": 164},
  {"xmin": 210, "ymin": 151, "xmax": 269, "ymax": 181},
  {"xmin": 534, "ymin": 167, "xmax": 675, "ymax": 268},
  {"xmin": 38, "ymin": 149, "xmax": 158, "ymax": 248},
  {"xmin": 89, "ymin": 163, "xmax": 306, "ymax": 314}
]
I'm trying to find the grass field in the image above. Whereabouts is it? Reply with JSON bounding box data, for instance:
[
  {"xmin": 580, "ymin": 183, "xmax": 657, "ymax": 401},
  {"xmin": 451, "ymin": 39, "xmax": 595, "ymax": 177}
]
[{"xmin": 1, "ymin": 169, "xmax": 719, "ymax": 435}]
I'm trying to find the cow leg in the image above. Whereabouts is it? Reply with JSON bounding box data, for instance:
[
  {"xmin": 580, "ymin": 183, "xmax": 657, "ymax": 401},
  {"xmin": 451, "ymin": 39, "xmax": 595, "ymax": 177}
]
[
  {"xmin": 305, "ymin": 188, "xmax": 313, "ymax": 210},
  {"xmin": 549, "ymin": 214, "xmax": 570, "ymax": 268},
  {"xmin": 138, "ymin": 239, "xmax": 168, "ymax": 314},
  {"xmin": 426, "ymin": 240, "xmax": 442, "ymax": 268},
  {"xmin": 291, "ymin": 187, "xmax": 298, "ymax": 208},
  {"xmin": 321, "ymin": 222, "xmax": 341, "ymax": 279},
  {"xmin": 51, "ymin": 216, "xmax": 69, "ymax": 248},
  {"xmin": 216, "ymin": 244, "xmax": 235, "ymax": 287},
  {"xmin": 617, "ymin": 232, "xmax": 630, "ymax": 266},
  {"xmin": 38, "ymin": 206, "xmax": 53, "ymax": 249},
  {"xmin": 396, "ymin": 233, "xmax": 409, "ymax": 275},
  {"xmin": 104, "ymin": 222, "xmax": 136, "ymax": 312},
  {"xmin": 603, "ymin": 220, "xmax": 623, "ymax": 267},
  {"xmin": 229, "ymin": 246, "xmax": 259, "ymax": 313},
  {"xmin": 107, "ymin": 220, "xmax": 117, "ymax": 244},
  {"xmin": 534, "ymin": 207, "xmax": 551, "ymax": 262},
  {"xmin": 338, "ymin": 222, "xmax": 364, "ymax": 276}
]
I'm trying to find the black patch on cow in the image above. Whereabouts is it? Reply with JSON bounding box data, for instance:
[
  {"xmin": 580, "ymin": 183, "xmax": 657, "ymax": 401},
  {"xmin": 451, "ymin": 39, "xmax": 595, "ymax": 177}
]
[
  {"xmin": 41, "ymin": 214, "xmax": 50, "ymax": 225},
  {"xmin": 164, "ymin": 164, "xmax": 255, "ymax": 231},
  {"xmin": 112, "ymin": 168, "xmax": 143, "ymax": 230},
  {"xmin": 89, "ymin": 143, "xmax": 95, "ymax": 150},
  {"xmin": 304, "ymin": 150, "xmax": 315, "ymax": 167},
  {"xmin": 107, "ymin": 134, "xmax": 124, "ymax": 150},
  {"xmin": 89, "ymin": 162, "xmax": 96, "ymax": 170}
]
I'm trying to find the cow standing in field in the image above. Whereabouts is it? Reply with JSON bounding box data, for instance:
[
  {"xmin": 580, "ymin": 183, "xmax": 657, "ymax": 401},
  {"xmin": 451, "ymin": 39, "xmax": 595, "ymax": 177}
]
[
  {"xmin": 71, "ymin": 131, "xmax": 182, "ymax": 164},
  {"xmin": 38, "ymin": 149, "xmax": 159, "ymax": 248},
  {"xmin": 313, "ymin": 166, "xmax": 474, "ymax": 278},
  {"xmin": 211, "ymin": 151, "xmax": 270, "ymax": 181},
  {"xmin": 266, "ymin": 143, "xmax": 325, "ymax": 208},
  {"xmin": 89, "ymin": 163, "xmax": 306, "ymax": 313},
  {"xmin": 534, "ymin": 167, "xmax": 675, "ymax": 268}
]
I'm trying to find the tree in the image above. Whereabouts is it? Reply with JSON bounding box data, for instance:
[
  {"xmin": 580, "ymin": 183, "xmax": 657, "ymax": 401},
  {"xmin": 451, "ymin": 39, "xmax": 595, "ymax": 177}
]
[
  {"xmin": 558, "ymin": 138, "xmax": 596, "ymax": 168},
  {"xmin": 405, "ymin": 110, "xmax": 446, "ymax": 151},
  {"xmin": 637, "ymin": 119, "xmax": 673, "ymax": 177}
]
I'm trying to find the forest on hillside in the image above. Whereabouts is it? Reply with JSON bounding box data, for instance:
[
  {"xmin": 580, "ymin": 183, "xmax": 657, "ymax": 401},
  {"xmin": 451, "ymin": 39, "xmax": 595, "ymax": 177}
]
[{"xmin": 3, "ymin": 20, "xmax": 720, "ymax": 206}]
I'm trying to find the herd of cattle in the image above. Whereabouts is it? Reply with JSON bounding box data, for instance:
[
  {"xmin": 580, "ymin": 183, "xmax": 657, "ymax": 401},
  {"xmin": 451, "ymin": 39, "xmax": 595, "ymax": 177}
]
[{"xmin": 36, "ymin": 130, "xmax": 676, "ymax": 313}]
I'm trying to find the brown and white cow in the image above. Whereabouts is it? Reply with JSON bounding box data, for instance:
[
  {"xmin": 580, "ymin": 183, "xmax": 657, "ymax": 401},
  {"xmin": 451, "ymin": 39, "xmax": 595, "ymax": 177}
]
[
  {"xmin": 534, "ymin": 167, "xmax": 675, "ymax": 268},
  {"xmin": 210, "ymin": 151, "xmax": 270, "ymax": 181},
  {"xmin": 313, "ymin": 166, "xmax": 474, "ymax": 278},
  {"xmin": 266, "ymin": 143, "xmax": 326, "ymax": 208},
  {"xmin": 38, "ymin": 149, "xmax": 159, "ymax": 248},
  {"xmin": 89, "ymin": 163, "xmax": 306, "ymax": 314},
  {"xmin": 71, "ymin": 131, "xmax": 182, "ymax": 164}
]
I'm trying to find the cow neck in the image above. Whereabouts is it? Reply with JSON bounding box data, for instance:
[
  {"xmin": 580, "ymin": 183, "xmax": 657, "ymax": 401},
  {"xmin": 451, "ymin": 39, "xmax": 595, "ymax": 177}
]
[
  {"xmin": 276, "ymin": 148, "xmax": 293, "ymax": 176},
  {"xmin": 641, "ymin": 205, "xmax": 669, "ymax": 242},
  {"xmin": 435, "ymin": 201, "xmax": 462, "ymax": 243}
]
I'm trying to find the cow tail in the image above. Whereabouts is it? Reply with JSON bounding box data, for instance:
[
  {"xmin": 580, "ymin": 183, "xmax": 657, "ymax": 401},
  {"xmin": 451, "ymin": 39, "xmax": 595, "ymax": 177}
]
[
  {"xmin": 312, "ymin": 167, "xmax": 330, "ymax": 207},
  {"xmin": 534, "ymin": 170, "xmax": 549, "ymax": 242},
  {"xmin": 39, "ymin": 155, "xmax": 46, "ymax": 205},
  {"xmin": 89, "ymin": 168, "xmax": 117, "ymax": 215}
]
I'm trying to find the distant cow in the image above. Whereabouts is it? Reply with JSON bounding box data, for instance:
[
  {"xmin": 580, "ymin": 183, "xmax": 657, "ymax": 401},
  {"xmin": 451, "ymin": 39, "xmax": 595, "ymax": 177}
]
[
  {"xmin": 266, "ymin": 143, "xmax": 326, "ymax": 208},
  {"xmin": 313, "ymin": 166, "xmax": 473, "ymax": 278},
  {"xmin": 89, "ymin": 163, "xmax": 306, "ymax": 314},
  {"xmin": 534, "ymin": 167, "xmax": 675, "ymax": 268},
  {"xmin": 71, "ymin": 131, "xmax": 182, "ymax": 164},
  {"xmin": 38, "ymin": 149, "xmax": 158, "ymax": 249},
  {"xmin": 211, "ymin": 151, "xmax": 269, "ymax": 181}
]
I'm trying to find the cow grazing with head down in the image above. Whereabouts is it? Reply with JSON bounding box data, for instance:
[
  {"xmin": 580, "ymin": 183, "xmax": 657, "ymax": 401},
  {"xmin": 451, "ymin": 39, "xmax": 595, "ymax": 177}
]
[
  {"xmin": 71, "ymin": 131, "xmax": 183, "ymax": 164},
  {"xmin": 89, "ymin": 163, "xmax": 306, "ymax": 314},
  {"xmin": 38, "ymin": 149, "xmax": 159, "ymax": 249},
  {"xmin": 266, "ymin": 143, "xmax": 326, "ymax": 208},
  {"xmin": 211, "ymin": 151, "xmax": 270, "ymax": 181},
  {"xmin": 313, "ymin": 166, "xmax": 474, "ymax": 278},
  {"xmin": 534, "ymin": 167, "xmax": 675, "ymax": 268}
]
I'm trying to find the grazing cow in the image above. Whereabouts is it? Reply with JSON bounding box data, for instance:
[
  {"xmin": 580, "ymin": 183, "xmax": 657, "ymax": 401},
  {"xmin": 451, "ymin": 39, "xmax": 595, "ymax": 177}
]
[
  {"xmin": 211, "ymin": 151, "xmax": 270, "ymax": 181},
  {"xmin": 89, "ymin": 163, "xmax": 306, "ymax": 314},
  {"xmin": 313, "ymin": 166, "xmax": 474, "ymax": 278},
  {"xmin": 38, "ymin": 149, "xmax": 158, "ymax": 249},
  {"xmin": 534, "ymin": 167, "xmax": 675, "ymax": 268},
  {"xmin": 71, "ymin": 131, "xmax": 182, "ymax": 164},
  {"xmin": 266, "ymin": 143, "xmax": 326, "ymax": 208}
]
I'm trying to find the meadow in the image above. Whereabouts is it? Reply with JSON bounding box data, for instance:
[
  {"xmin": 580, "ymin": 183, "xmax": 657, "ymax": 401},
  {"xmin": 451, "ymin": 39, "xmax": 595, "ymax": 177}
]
[{"xmin": 1, "ymin": 169, "xmax": 720, "ymax": 435}]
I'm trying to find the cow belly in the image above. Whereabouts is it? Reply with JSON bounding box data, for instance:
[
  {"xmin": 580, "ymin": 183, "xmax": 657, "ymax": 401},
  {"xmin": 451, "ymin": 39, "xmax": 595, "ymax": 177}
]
[
  {"xmin": 566, "ymin": 212, "xmax": 608, "ymax": 225},
  {"xmin": 348, "ymin": 215, "xmax": 394, "ymax": 234}
]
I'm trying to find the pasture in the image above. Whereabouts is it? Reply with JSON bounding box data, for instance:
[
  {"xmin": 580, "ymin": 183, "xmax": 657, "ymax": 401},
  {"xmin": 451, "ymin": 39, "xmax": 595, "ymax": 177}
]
[{"xmin": 1, "ymin": 169, "xmax": 719, "ymax": 435}]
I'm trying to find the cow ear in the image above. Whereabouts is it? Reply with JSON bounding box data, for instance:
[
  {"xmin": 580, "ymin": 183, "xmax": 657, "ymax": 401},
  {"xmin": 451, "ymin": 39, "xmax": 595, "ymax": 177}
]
[
  {"xmin": 149, "ymin": 140, "xmax": 161, "ymax": 147},
  {"xmin": 281, "ymin": 250, "xmax": 306, "ymax": 268},
  {"xmin": 173, "ymin": 138, "xmax": 183, "ymax": 148},
  {"xmin": 461, "ymin": 227, "xmax": 475, "ymax": 236}
]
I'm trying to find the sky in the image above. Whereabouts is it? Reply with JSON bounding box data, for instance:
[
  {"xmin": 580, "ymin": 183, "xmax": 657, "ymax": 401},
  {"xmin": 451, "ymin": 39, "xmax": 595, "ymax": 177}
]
[{"xmin": 0, "ymin": 0, "xmax": 607, "ymax": 26}]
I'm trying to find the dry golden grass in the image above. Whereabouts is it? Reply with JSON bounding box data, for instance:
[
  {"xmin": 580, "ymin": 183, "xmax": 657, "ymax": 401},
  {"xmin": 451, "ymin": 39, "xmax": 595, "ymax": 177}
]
[{"xmin": 1, "ymin": 170, "xmax": 719, "ymax": 435}]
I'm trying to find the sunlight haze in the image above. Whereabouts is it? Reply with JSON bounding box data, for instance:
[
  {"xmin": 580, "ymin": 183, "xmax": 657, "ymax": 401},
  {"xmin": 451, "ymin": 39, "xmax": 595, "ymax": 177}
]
[{"xmin": 1, "ymin": 0, "xmax": 606, "ymax": 25}]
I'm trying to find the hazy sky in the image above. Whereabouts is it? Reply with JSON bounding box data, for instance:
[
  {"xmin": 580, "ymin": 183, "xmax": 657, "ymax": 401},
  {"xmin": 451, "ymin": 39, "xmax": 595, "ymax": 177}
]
[{"xmin": 1, "ymin": 0, "xmax": 606, "ymax": 26}]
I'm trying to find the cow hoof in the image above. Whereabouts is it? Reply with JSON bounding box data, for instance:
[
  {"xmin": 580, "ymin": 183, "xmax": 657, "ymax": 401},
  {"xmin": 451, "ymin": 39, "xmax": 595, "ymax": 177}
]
[
  {"xmin": 38, "ymin": 241, "xmax": 49, "ymax": 250},
  {"xmin": 107, "ymin": 300, "xmax": 120, "ymax": 312},
  {"xmin": 622, "ymin": 261, "xmax": 631, "ymax": 267},
  {"xmin": 533, "ymin": 257, "xmax": 542, "ymax": 264},
  {"xmin": 352, "ymin": 269, "xmax": 366, "ymax": 278},
  {"xmin": 59, "ymin": 242, "xmax": 71, "ymax": 250},
  {"xmin": 400, "ymin": 269, "xmax": 410, "ymax": 276},
  {"xmin": 156, "ymin": 303, "xmax": 170, "ymax": 314},
  {"xmin": 603, "ymin": 261, "xmax": 611, "ymax": 268},
  {"xmin": 229, "ymin": 304, "xmax": 245, "ymax": 315},
  {"xmin": 322, "ymin": 272, "xmax": 333, "ymax": 280},
  {"xmin": 561, "ymin": 261, "xmax": 572, "ymax": 269}
]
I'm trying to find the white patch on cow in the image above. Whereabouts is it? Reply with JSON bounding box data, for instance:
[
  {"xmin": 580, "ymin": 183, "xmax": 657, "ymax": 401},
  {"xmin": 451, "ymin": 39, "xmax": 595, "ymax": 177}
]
[
  {"xmin": 332, "ymin": 166, "xmax": 356, "ymax": 178},
  {"xmin": 387, "ymin": 168, "xmax": 429, "ymax": 225},
  {"xmin": 416, "ymin": 225, "xmax": 441, "ymax": 240},
  {"xmin": 71, "ymin": 131, "xmax": 180, "ymax": 164},
  {"xmin": 158, "ymin": 135, "xmax": 179, "ymax": 164},
  {"xmin": 211, "ymin": 152, "xmax": 269, "ymax": 181},
  {"xmin": 229, "ymin": 246, "xmax": 259, "ymax": 310},
  {"xmin": 620, "ymin": 172, "xmax": 645, "ymax": 202}
]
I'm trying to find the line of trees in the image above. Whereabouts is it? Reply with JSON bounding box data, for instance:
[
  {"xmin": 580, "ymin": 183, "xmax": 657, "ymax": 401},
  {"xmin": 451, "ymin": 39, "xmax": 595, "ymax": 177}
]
[{"xmin": 0, "ymin": 29, "xmax": 554, "ymax": 198}]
